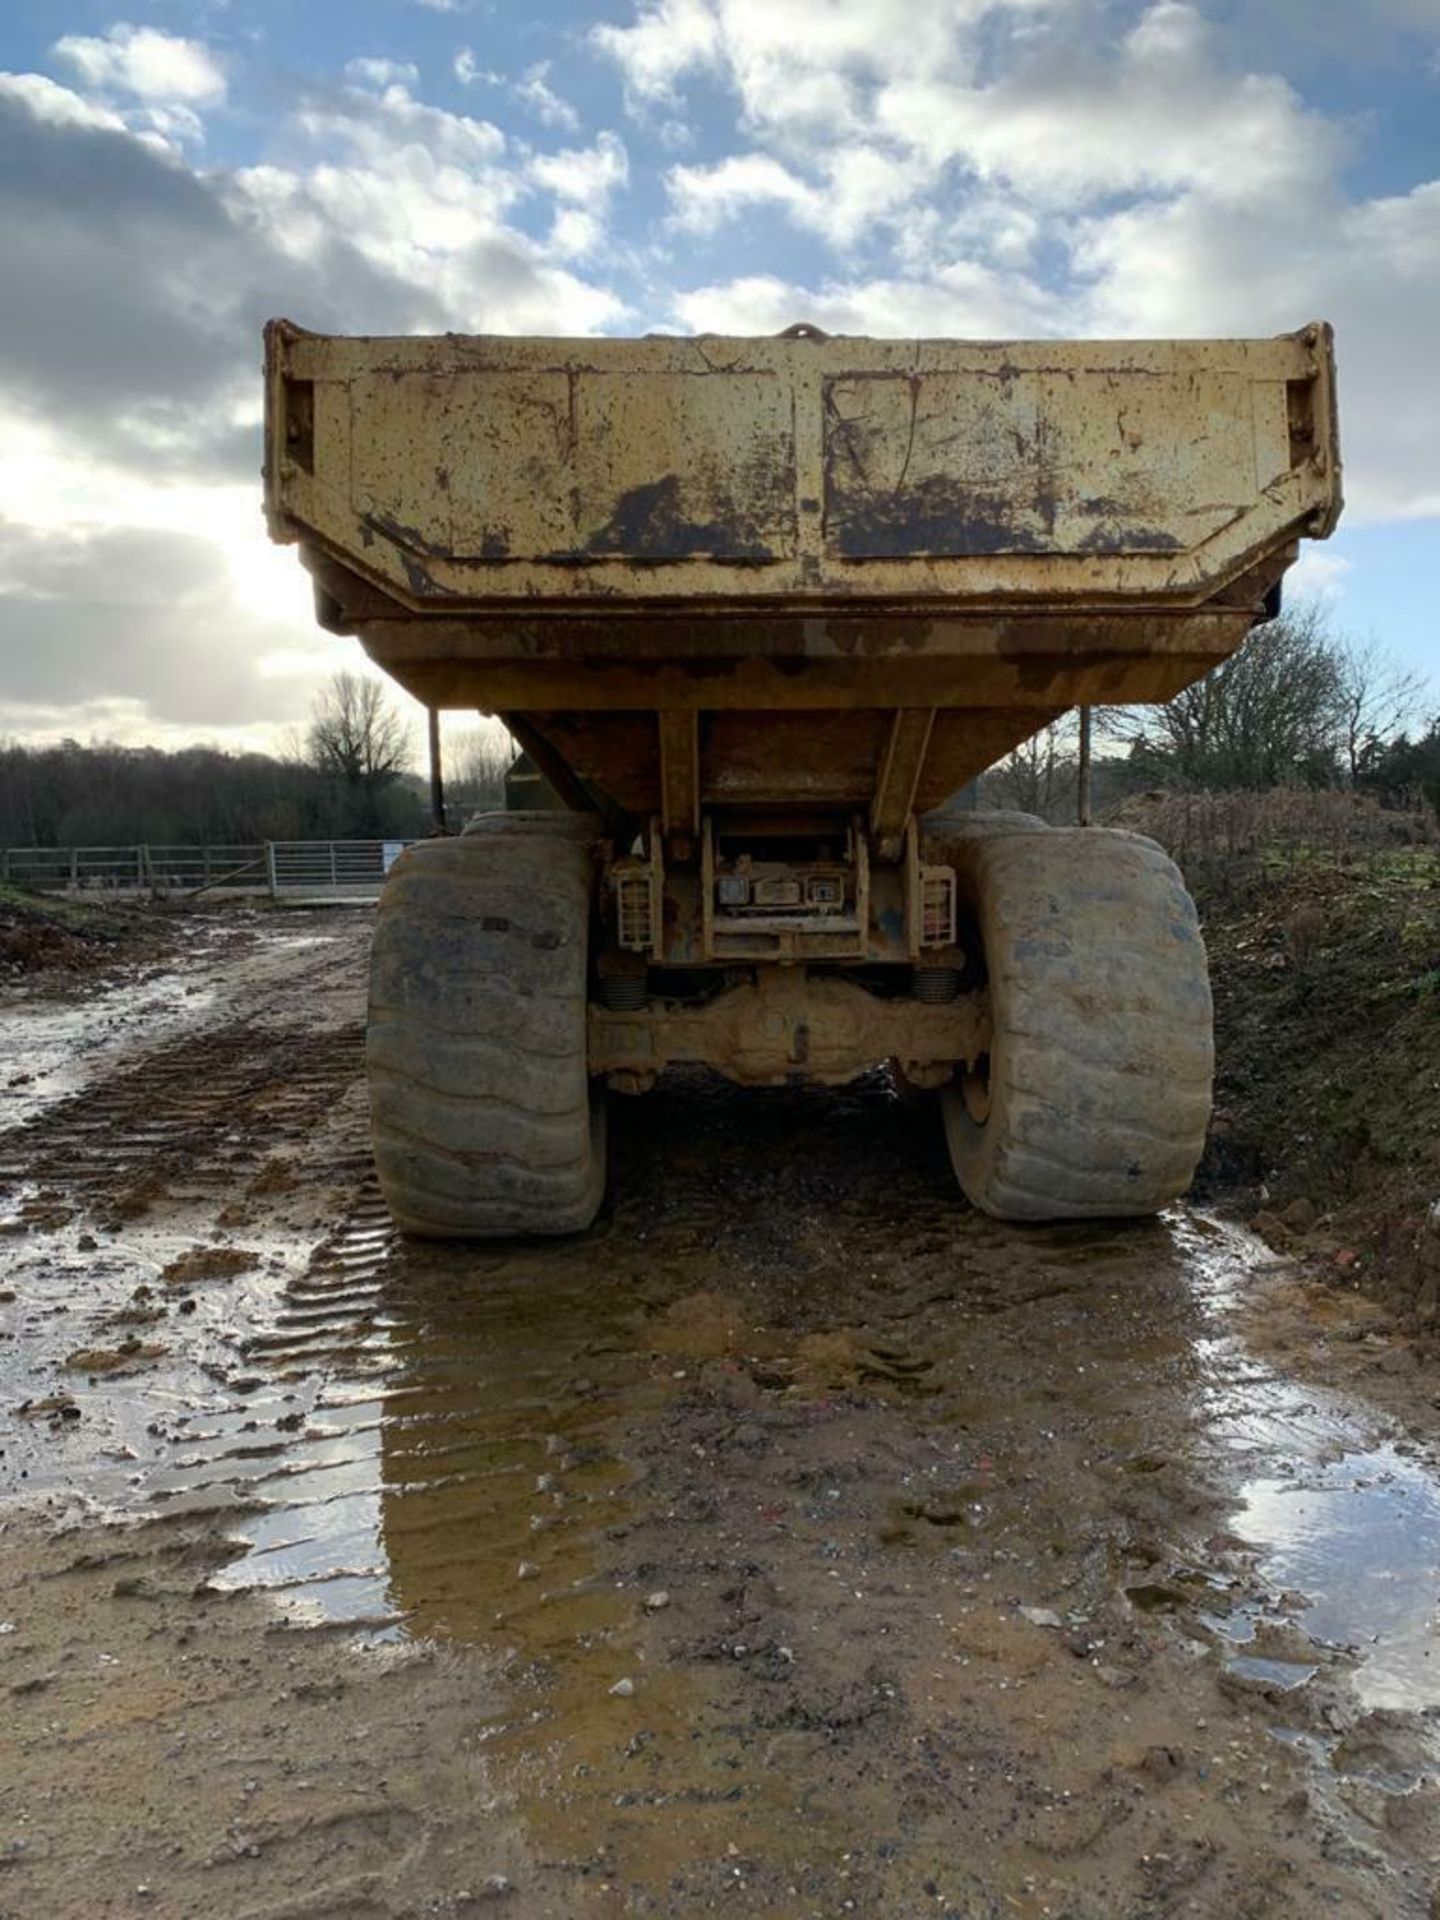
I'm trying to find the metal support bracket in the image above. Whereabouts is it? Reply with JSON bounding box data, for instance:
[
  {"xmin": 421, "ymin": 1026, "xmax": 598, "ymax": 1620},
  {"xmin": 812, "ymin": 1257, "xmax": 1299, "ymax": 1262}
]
[
  {"xmin": 871, "ymin": 708, "xmax": 936, "ymax": 856},
  {"xmin": 659, "ymin": 710, "xmax": 700, "ymax": 839}
]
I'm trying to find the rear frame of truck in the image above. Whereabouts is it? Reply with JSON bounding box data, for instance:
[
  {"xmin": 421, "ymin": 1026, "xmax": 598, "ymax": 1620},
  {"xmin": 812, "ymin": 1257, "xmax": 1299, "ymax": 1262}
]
[{"xmin": 264, "ymin": 320, "xmax": 1341, "ymax": 1234}]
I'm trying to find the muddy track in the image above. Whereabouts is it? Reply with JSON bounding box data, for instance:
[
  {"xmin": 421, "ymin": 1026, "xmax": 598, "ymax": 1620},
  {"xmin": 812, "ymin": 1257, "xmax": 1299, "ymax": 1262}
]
[
  {"xmin": 0, "ymin": 1022, "xmax": 366, "ymax": 1209},
  {"xmin": 3, "ymin": 913, "xmax": 1440, "ymax": 1920}
]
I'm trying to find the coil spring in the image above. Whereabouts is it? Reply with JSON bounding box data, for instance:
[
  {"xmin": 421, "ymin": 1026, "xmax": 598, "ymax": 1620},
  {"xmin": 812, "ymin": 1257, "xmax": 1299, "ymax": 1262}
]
[
  {"xmin": 911, "ymin": 966, "xmax": 962, "ymax": 1005},
  {"xmin": 597, "ymin": 976, "xmax": 647, "ymax": 1012}
]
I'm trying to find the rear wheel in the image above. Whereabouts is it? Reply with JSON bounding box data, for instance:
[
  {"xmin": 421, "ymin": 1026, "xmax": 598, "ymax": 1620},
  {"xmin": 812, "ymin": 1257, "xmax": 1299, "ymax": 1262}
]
[
  {"xmin": 367, "ymin": 813, "xmax": 606, "ymax": 1238},
  {"xmin": 937, "ymin": 823, "xmax": 1212, "ymax": 1220}
]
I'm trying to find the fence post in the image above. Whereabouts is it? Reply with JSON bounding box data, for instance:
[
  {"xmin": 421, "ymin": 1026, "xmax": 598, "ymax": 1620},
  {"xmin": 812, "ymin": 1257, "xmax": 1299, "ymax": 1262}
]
[
  {"xmin": 138, "ymin": 845, "xmax": 151, "ymax": 894},
  {"xmin": 69, "ymin": 847, "xmax": 78, "ymax": 893},
  {"xmin": 330, "ymin": 843, "xmax": 338, "ymax": 887},
  {"xmin": 266, "ymin": 842, "xmax": 278, "ymax": 901}
]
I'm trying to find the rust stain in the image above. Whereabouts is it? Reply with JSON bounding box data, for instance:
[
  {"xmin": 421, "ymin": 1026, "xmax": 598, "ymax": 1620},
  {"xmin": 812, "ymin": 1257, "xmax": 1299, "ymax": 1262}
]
[
  {"xmin": 828, "ymin": 475, "xmax": 1051, "ymax": 558},
  {"xmin": 1077, "ymin": 525, "xmax": 1184, "ymax": 554},
  {"xmin": 361, "ymin": 509, "xmax": 455, "ymax": 563},
  {"xmin": 580, "ymin": 475, "xmax": 776, "ymax": 565}
]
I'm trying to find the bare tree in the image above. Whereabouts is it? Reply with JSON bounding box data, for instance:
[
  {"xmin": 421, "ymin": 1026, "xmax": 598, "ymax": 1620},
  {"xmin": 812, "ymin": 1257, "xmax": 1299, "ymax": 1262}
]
[
  {"xmin": 446, "ymin": 725, "xmax": 514, "ymax": 821},
  {"xmin": 1104, "ymin": 603, "xmax": 1348, "ymax": 790},
  {"xmin": 307, "ymin": 671, "xmax": 410, "ymax": 786},
  {"xmin": 985, "ymin": 721, "xmax": 1073, "ymax": 818},
  {"xmin": 306, "ymin": 671, "xmax": 412, "ymax": 834},
  {"xmin": 1335, "ymin": 636, "xmax": 1426, "ymax": 785}
]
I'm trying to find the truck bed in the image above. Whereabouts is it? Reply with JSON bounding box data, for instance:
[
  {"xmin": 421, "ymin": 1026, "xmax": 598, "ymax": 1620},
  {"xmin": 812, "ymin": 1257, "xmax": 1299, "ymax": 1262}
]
[{"xmin": 264, "ymin": 321, "xmax": 1340, "ymax": 814}]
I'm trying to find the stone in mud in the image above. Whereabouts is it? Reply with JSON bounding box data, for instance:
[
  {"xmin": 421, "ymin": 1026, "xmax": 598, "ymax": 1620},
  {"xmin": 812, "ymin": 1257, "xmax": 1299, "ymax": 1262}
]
[
  {"xmin": 1092, "ymin": 1664, "xmax": 1140, "ymax": 1689},
  {"xmin": 160, "ymin": 1246, "xmax": 261, "ymax": 1287},
  {"xmin": 1250, "ymin": 1210, "xmax": 1293, "ymax": 1251},
  {"xmin": 1280, "ymin": 1197, "xmax": 1317, "ymax": 1234},
  {"xmin": 1136, "ymin": 1744, "xmax": 1185, "ymax": 1783},
  {"xmin": 63, "ymin": 1339, "xmax": 166, "ymax": 1373}
]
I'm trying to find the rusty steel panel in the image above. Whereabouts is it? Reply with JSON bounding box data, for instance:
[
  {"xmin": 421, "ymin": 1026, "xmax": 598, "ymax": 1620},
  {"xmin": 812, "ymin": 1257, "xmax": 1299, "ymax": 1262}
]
[
  {"xmin": 824, "ymin": 366, "xmax": 1267, "ymax": 558},
  {"xmin": 266, "ymin": 320, "xmax": 1340, "ymax": 616},
  {"xmin": 264, "ymin": 319, "xmax": 1340, "ymax": 816}
]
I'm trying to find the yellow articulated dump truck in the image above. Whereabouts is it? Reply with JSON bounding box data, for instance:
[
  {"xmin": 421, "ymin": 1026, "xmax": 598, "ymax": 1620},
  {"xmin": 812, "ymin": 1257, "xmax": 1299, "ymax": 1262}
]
[{"xmin": 263, "ymin": 320, "xmax": 1341, "ymax": 1236}]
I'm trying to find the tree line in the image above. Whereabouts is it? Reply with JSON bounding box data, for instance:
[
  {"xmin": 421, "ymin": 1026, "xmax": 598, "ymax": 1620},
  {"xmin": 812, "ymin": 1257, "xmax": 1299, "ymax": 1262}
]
[
  {"xmin": 986, "ymin": 607, "xmax": 1437, "ymax": 819},
  {"xmin": 0, "ymin": 673, "xmax": 514, "ymax": 848}
]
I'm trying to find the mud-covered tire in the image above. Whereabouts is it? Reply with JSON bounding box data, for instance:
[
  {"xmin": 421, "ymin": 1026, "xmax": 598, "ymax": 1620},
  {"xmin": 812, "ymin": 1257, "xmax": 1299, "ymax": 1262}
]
[
  {"xmin": 924, "ymin": 806, "xmax": 1048, "ymax": 837},
  {"xmin": 940, "ymin": 825, "xmax": 1212, "ymax": 1221},
  {"xmin": 367, "ymin": 815, "xmax": 606, "ymax": 1238}
]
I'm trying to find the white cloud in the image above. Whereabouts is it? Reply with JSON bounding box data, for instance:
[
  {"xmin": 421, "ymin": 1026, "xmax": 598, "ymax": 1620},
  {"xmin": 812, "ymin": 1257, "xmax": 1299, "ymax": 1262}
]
[
  {"xmin": 530, "ymin": 132, "xmax": 630, "ymax": 260},
  {"xmin": 52, "ymin": 23, "xmax": 226, "ymax": 106},
  {"xmin": 515, "ymin": 61, "xmax": 581, "ymax": 132},
  {"xmin": 531, "ymin": 130, "xmax": 629, "ymax": 204},
  {"xmin": 0, "ymin": 54, "xmax": 631, "ymax": 746},
  {"xmin": 238, "ymin": 84, "xmax": 625, "ymax": 332},
  {"xmin": 594, "ymin": 0, "xmax": 1050, "ymax": 139},
  {"xmin": 873, "ymin": 5, "xmax": 1338, "ymax": 205},
  {"xmin": 668, "ymin": 151, "xmax": 812, "ymax": 229},
  {"xmin": 0, "ymin": 71, "xmax": 127, "ymax": 132},
  {"xmin": 454, "ymin": 53, "xmax": 583, "ymax": 133},
  {"xmin": 0, "ymin": 513, "xmax": 338, "ymax": 737},
  {"xmin": 344, "ymin": 57, "xmax": 421, "ymax": 91},
  {"xmin": 590, "ymin": 0, "xmax": 721, "ymax": 105},
  {"xmin": 296, "ymin": 74, "xmax": 507, "ymax": 171},
  {"xmin": 667, "ymin": 144, "xmax": 916, "ymax": 248},
  {"xmin": 1288, "ymin": 551, "xmax": 1352, "ymax": 604},
  {"xmin": 671, "ymin": 259, "xmax": 1054, "ymax": 337}
]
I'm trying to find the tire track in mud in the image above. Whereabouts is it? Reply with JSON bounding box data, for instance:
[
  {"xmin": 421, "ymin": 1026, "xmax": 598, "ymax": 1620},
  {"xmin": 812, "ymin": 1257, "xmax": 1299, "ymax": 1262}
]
[
  {"xmin": 0, "ymin": 1022, "xmax": 367, "ymax": 1215},
  {"xmin": 142, "ymin": 1196, "xmax": 653, "ymax": 1638}
]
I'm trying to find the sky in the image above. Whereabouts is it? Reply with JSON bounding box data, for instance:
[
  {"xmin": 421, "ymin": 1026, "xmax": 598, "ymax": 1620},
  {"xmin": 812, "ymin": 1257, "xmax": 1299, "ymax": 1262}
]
[{"xmin": 0, "ymin": 0, "xmax": 1436, "ymax": 760}]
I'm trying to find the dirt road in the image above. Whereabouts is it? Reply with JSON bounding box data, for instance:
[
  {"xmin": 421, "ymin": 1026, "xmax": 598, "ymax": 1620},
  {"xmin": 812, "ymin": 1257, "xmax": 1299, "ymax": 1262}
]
[{"xmin": 3, "ymin": 909, "xmax": 1440, "ymax": 1919}]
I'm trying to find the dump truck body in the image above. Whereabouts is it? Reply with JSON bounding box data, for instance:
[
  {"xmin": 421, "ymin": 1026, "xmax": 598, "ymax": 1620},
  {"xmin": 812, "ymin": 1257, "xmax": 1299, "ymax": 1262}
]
[
  {"xmin": 263, "ymin": 320, "xmax": 1340, "ymax": 1231},
  {"xmin": 265, "ymin": 320, "xmax": 1339, "ymax": 815}
]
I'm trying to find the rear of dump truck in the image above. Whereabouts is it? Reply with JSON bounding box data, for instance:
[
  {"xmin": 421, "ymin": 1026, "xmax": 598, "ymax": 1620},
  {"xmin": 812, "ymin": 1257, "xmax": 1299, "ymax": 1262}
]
[{"xmin": 263, "ymin": 320, "xmax": 1341, "ymax": 1234}]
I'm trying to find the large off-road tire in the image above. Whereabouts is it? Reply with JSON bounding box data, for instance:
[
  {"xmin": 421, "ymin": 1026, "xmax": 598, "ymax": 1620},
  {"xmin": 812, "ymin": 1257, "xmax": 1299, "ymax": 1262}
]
[
  {"xmin": 367, "ymin": 813, "xmax": 606, "ymax": 1238},
  {"xmin": 938, "ymin": 822, "xmax": 1212, "ymax": 1221}
]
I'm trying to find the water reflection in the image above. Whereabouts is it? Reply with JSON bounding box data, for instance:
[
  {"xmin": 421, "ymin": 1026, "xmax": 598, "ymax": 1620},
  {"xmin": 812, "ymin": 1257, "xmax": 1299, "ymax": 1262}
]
[
  {"xmin": 181, "ymin": 1169, "xmax": 1440, "ymax": 1733},
  {"xmin": 1176, "ymin": 1212, "xmax": 1440, "ymax": 1710},
  {"xmin": 1233, "ymin": 1445, "xmax": 1440, "ymax": 1709}
]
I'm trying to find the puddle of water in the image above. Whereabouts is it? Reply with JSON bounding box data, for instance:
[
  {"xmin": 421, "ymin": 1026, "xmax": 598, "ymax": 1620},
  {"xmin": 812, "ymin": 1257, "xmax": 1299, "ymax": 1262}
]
[
  {"xmin": 1, "ymin": 966, "xmax": 220, "ymax": 1131},
  {"xmin": 1166, "ymin": 1213, "xmax": 1440, "ymax": 1715},
  {"xmin": 1232, "ymin": 1444, "xmax": 1440, "ymax": 1709},
  {"xmin": 1227, "ymin": 1653, "xmax": 1320, "ymax": 1691}
]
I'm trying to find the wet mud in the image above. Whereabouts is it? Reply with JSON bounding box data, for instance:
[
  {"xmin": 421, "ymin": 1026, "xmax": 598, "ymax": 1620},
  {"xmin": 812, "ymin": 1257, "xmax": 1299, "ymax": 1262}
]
[{"xmin": 3, "ymin": 909, "xmax": 1440, "ymax": 1918}]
